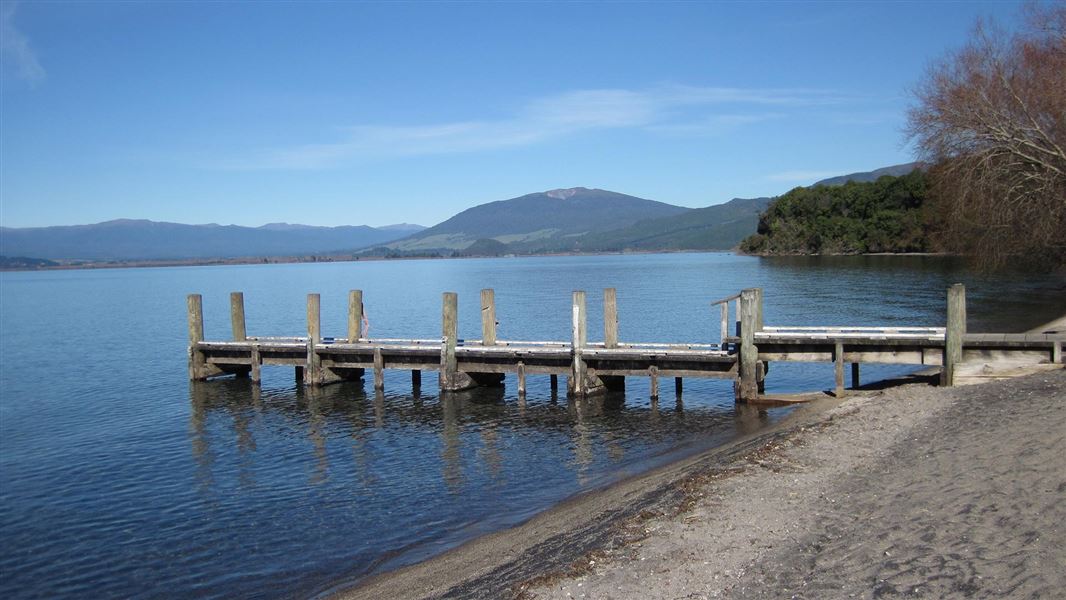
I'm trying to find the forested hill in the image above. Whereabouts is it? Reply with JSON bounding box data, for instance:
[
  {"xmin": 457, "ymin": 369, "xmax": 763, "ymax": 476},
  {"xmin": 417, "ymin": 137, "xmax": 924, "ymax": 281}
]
[{"xmin": 739, "ymin": 170, "xmax": 932, "ymax": 255}]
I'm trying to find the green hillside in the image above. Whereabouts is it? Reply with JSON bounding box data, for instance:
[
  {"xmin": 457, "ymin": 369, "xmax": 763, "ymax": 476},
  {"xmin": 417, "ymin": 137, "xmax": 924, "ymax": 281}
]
[
  {"xmin": 574, "ymin": 197, "xmax": 771, "ymax": 251},
  {"xmin": 740, "ymin": 171, "xmax": 932, "ymax": 255},
  {"xmin": 387, "ymin": 187, "xmax": 690, "ymax": 252}
]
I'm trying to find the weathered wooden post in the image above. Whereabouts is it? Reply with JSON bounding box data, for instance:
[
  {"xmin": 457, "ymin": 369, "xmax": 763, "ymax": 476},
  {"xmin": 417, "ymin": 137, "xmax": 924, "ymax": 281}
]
[
  {"xmin": 441, "ymin": 292, "xmax": 475, "ymax": 391},
  {"xmin": 851, "ymin": 363, "xmax": 860, "ymax": 389},
  {"xmin": 373, "ymin": 347, "xmax": 384, "ymax": 390},
  {"xmin": 736, "ymin": 288, "xmax": 759, "ymax": 402},
  {"xmin": 753, "ymin": 288, "xmax": 764, "ymax": 332},
  {"xmin": 649, "ymin": 366, "xmax": 659, "ymax": 400},
  {"xmin": 720, "ymin": 302, "xmax": 729, "ymax": 349},
  {"xmin": 599, "ymin": 288, "xmax": 626, "ymax": 392},
  {"xmin": 230, "ymin": 292, "xmax": 247, "ymax": 341},
  {"xmin": 604, "ymin": 288, "xmax": 618, "ymax": 349},
  {"xmin": 306, "ymin": 293, "xmax": 321, "ymax": 386},
  {"xmin": 834, "ymin": 341, "xmax": 845, "ymax": 397},
  {"xmin": 187, "ymin": 294, "xmax": 217, "ymax": 380},
  {"xmin": 570, "ymin": 291, "xmax": 588, "ymax": 396},
  {"xmin": 348, "ymin": 290, "xmax": 363, "ymax": 342},
  {"xmin": 517, "ymin": 361, "xmax": 527, "ymax": 396},
  {"xmin": 675, "ymin": 377, "xmax": 683, "ymax": 395},
  {"xmin": 412, "ymin": 369, "xmax": 422, "ymax": 389},
  {"xmin": 942, "ymin": 283, "xmax": 966, "ymax": 387},
  {"xmin": 481, "ymin": 289, "xmax": 497, "ymax": 345},
  {"xmin": 249, "ymin": 345, "xmax": 261, "ymax": 383}
]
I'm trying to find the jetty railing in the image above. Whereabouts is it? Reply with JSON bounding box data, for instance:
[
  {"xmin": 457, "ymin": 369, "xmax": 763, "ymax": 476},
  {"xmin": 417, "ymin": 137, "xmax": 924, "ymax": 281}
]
[{"xmin": 188, "ymin": 288, "xmax": 735, "ymax": 400}]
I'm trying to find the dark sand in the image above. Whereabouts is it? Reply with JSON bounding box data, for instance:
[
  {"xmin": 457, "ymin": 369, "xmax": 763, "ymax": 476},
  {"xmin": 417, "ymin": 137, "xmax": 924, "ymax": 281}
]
[{"xmin": 335, "ymin": 369, "xmax": 1066, "ymax": 599}]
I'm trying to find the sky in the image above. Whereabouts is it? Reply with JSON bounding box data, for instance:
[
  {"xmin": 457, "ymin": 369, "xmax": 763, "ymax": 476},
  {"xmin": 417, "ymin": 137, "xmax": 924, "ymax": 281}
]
[{"xmin": 0, "ymin": 1, "xmax": 1028, "ymax": 229}]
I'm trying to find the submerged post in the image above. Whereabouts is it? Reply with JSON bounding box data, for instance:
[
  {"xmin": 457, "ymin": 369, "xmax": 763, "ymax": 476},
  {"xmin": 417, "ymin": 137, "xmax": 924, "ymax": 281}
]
[
  {"xmin": 736, "ymin": 288, "xmax": 759, "ymax": 402},
  {"xmin": 942, "ymin": 283, "xmax": 966, "ymax": 387},
  {"xmin": 373, "ymin": 347, "xmax": 384, "ymax": 390},
  {"xmin": 480, "ymin": 289, "xmax": 497, "ymax": 346},
  {"xmin": 604, "ymin": 288, "xmax": 618, "ymax": 349},
  {"xmin": 348, "ymin": 290, "xmax": 363, "ymax": 342},
  {"xmin": 230, "ymin": 292, "xmax": 247, "ymax": 341}
]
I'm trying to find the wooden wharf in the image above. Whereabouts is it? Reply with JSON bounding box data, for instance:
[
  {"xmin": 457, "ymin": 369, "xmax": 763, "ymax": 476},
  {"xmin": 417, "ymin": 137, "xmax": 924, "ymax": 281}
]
[{"xmin": 187, "ymin": 285, "xmax": 1063, "ymax": 402}]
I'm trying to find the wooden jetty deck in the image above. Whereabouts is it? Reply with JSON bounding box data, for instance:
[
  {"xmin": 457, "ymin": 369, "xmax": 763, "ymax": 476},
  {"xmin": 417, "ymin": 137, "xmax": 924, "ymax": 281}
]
[{"xmin": 187, "ymin": 285, "xmax": 1063, "ymax": 402}]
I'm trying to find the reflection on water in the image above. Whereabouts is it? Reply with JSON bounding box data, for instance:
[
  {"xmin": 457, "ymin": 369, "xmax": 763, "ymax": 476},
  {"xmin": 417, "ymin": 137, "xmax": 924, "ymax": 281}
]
[
  {"xmin": 186, "ymin": 378, "xmax": 760, "ymax": 501},
  {"xmin": 2, "ymin": 253, "xmax": 1062, "ymax": 600}
]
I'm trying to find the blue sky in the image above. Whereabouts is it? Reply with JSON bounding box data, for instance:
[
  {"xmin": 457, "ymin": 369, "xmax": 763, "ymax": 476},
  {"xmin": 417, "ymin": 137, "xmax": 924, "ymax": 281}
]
[{"xmin": 1, "ymin": 1, "xmax": 1025, "ymax": 228}]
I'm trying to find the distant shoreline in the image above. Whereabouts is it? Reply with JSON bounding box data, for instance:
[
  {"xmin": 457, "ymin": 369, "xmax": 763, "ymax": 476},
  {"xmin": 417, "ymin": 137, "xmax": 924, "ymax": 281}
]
[{"xmin": 0, "ymin": 249, "xmax": 963, "ymax": 272}]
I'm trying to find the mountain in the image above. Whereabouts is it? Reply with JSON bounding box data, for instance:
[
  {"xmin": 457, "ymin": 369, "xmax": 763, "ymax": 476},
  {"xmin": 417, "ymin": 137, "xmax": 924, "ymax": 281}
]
[
  {"xmin": 0, "ymin": 219, "xmax": 424, "ymax": 261},
  {"xmin": 376, "ymin": 223, "xmax": 427, "ymax": 233},
  {"xmin": 385, "ymin": 187, "xmax": 691, "ymax": 252},
  {"xmin": 813, "ymin": 162, "xmax": 923, "ymax": 186},
  {"xmin": 575, "ymin": 196, "xmax": 772, "ymax": 251}
]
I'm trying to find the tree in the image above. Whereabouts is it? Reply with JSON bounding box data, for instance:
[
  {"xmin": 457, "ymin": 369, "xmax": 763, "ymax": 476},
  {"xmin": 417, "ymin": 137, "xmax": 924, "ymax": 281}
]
[{"xmin": 906, "ymin": 4, "xmax": 1066, "ymax": 270}]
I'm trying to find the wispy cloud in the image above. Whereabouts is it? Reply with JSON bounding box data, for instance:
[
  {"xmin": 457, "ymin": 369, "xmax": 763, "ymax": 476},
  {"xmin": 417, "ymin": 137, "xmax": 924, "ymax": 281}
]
[
  {"xmin": 765, "ymin": 170, "xmax": 845, "ymax": 182},
  {"xmin": 1, "ymin": 2, "xmax": 45, "ymax": 86},
  {"xmin": 229, "ymin": 85, "xmax": 849, "ymax": 169}
]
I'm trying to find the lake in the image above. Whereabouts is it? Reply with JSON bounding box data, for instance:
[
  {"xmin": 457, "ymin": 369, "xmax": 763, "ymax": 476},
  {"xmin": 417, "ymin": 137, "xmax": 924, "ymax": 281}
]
[{"xmin": 1, "ymin": 253, "xmax": 1062, "ymax": 598}]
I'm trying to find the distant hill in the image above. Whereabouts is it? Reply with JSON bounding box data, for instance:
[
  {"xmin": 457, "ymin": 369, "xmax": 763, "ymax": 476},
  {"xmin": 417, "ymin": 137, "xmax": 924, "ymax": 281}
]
[
  {"xmin": 575, "ymin": 196, "xmax": 771, "ymax": 252},
  {"xmin": 0, "ymin": 255, "xmax": 60, "ymax": 269},
  {"xmin": 0, "ymin": 220, "xmax": 425, "ymax": 261},
  {"xmin": 814, "ymin": 162, "xmax": 923, "ymax": 186},
  {"xmin": 385, "ymin": 187, "xmax": 691, "ymax": 252}
]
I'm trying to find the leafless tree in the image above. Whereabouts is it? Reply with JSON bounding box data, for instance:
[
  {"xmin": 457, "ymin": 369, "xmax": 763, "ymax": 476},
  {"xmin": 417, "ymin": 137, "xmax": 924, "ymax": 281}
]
[{"xmin": 907, "ymin": 3, "xmax": 1066, "ymax": 270}]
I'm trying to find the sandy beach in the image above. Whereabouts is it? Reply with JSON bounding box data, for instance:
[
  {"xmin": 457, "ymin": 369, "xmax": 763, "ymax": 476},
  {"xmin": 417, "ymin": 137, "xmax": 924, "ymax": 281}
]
[{"xmin": 335, "ymin": 362, "xmax": 1065, "ymax": 599}]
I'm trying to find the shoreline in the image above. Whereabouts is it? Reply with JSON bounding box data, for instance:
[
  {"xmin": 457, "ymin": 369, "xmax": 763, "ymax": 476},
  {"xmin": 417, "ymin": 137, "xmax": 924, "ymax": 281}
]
[
  {"xmin": 330, "ymin": 316, "xmax": 1065, "ymax": 600},
  {"xmin": 0, "ymin": 249, "xmax": 973, "ymax": 273}
]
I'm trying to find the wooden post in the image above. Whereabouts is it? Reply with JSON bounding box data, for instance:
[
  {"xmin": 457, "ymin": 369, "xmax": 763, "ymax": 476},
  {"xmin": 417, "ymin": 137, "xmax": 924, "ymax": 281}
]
[
  {"xmin": 734, "ymin": 298, "xmax": 741, "ymax": 337},
  {"xmin": 187, "ymin": 294, "xmax": 207, "ymax": 380},
  {"xmin": 306, "ymin": 293, "xmax": 321, "ymax": 386},
  {"xmin": 753, "ymin": 288, "xmax": 764, "ymax": 332},
  {"xmin": 480, "ymin": 289, "xmax": 497, "ymax": 346},
  {"xmin": 1053, "ymin": 341, "xmax": 1062, "ymax": 364},
  {"xmin": 736, "ymin": 289, "xmax": 759, "ymax": 401},
  {"xmin": 412, "ymin": 369, "xmax": 421, "ymax": 389},
  {"xmin": 674, "ymin": 377, "xmax": 682, "ymax": 395},
  {"xmin": 851, "ymin": 362, "xmax": 860, "ymax": 389},
  {"xmin": 440, "ymin": 292, "xmax": 475, "ymax": 391},
  {"xmin": 550, "ymin": 374, "xmax": 558, "ymax": 392},
  {"xmin": 441, "ymin": 291, "xmax": 458, "ymax": 389},
  {"xmin": 517, "ymin": 361, "xmax": 526, "ymax": 396},
  {"xmin": 348, "ymin": 290, "xmax": 363, "ymax": 343},
  {"xmin": 230, "ymin": 292, "xmax": 247, "ymax": 341},
  {"xmin": 250, "ymin": 345, "xmax": 261, "ymax": 383},
  {"xmin": 720, "ymin": 302, "xmax": 729, "ymax": 348},
  {"xmin": 373, "ymin": 347, "xmax": 384, "ymax": 390},
  {"xmin": 942, "ymin": 283, "xmax": 966, "ymax": 387},
  {"xmin": 571, "ymin": 291, "xmax": 588, "ymax": 396},
  {"xmin": 649, "ymin": 366, "xmax": 659, "ymax": 400},
  {"xmin": 834, "ymin": 341, "xmax": 845, "ymax": 397},
  {"xmin": 604, "ymin": 288, "xmax": 618, "ymax": 349}
]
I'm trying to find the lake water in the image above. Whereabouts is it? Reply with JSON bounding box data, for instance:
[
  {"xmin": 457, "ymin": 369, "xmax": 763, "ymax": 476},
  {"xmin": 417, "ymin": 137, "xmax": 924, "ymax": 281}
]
[{"xmin": 1, "ymin": 253, "xmax": 1062, "ymax": 598}]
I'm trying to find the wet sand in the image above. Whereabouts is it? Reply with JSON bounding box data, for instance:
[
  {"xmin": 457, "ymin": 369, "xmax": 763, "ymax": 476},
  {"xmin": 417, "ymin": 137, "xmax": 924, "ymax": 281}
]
[{"xmin": 334, "ymin": 366, "xmax": 1065, "ymax": 599}]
